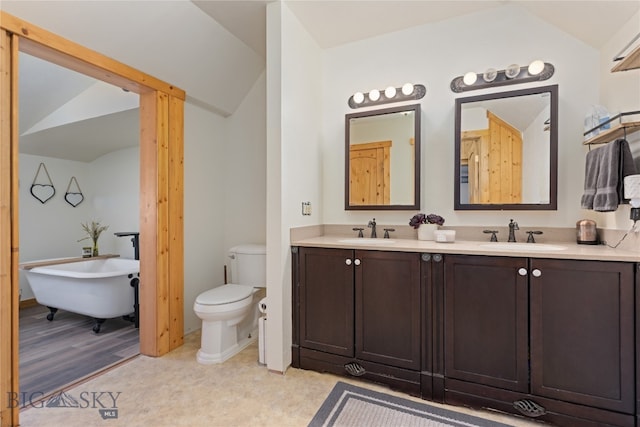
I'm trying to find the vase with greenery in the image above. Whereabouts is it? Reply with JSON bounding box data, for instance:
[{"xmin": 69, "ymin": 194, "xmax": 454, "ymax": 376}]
[{"xmin": 78, "ymin": 220, "xmax": 109, "ymax": 256}]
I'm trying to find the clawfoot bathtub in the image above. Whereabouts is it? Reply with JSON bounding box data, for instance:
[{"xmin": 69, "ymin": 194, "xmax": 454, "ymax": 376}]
[{"xmin": 21, "ymin": 257, "xmax": 140, "ymax": 333}]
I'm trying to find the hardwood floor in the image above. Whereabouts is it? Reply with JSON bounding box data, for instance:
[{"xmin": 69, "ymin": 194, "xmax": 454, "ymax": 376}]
[{"xmin": 19, "ymin": 304, "xmax": 139, "ymax": 404}]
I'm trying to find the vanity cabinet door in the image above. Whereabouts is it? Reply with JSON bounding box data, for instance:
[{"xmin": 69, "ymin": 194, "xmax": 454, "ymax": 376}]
[
  {"xmin": 298, "ymin": 247, "xmax": 354, "ymax": 357},
  {"xmin": 444, "ymin": 254, "xmax": 529, "ymax": 392},
  {"xmin": 530, "ymin": 259, "xmax": 635, "ymax": 414},
  {"xmin": 355, "ymin": 250, "xmax": 421, "ymax": 370}
]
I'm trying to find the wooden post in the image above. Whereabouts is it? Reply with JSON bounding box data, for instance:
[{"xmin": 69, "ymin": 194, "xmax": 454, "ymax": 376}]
[{"xmin": 0, "ymin": 29, "xmax": 20, "ymax": 427}]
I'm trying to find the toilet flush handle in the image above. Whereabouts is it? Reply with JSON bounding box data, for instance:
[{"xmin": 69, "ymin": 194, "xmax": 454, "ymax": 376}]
[{"xmin": 229, "ymin": 254, "xmax": 235, "ymax": 259}]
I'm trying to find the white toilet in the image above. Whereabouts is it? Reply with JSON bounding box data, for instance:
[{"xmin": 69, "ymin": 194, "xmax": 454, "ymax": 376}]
[{"xmin": 194, "ymin": 244, "xmax": 266, "ymax": 364}]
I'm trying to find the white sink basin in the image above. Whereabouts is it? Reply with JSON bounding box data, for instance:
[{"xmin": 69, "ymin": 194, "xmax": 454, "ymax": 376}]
[
  {"xmin": 480, "ymin": 242, "xmax": 567, "ymax": 251},
  {"xmin": 338, "ymin": 238, "xmax": 396, "ymax": 245}
]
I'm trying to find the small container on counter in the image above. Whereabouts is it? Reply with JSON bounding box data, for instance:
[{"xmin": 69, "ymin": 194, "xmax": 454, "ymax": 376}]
[{"xmin": 434, "ymin": 230, "xmax": 456, "ymax": 243}]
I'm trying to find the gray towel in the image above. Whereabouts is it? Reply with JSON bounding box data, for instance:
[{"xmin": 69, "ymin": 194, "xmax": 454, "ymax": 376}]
[{"xmin": 581, "ymin": 139, "xmax": 637, "ymax": 212}]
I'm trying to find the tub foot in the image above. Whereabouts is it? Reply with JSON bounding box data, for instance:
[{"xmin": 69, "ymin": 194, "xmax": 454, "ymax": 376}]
[
  {"xmin": 92, "ymin": 318, "xmax": 106, "ymax": 334},
  {"xmin": 46, "ymin": 307, "xmax": 58, "ymax": 321}
]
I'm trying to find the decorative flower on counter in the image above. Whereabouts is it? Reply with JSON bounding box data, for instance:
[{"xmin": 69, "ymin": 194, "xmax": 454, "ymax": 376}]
[
  {"xmin": 409, "ymin": 213, "xmax": 445, "ymax": 229},
  {"xmin": 78, "ymin": 220, "xmax": 109, "ymax": 256}
]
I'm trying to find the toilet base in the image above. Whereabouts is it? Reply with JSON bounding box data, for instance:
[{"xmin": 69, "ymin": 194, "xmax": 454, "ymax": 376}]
[{"xmin": 196, "ymin": 326, "xmax": 258, "ymax": 364}]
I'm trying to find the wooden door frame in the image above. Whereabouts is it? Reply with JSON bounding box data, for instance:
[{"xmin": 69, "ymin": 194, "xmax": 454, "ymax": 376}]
[{"xmin": 0, "ymin": 12, "xmax": 184, "ymax": 427}]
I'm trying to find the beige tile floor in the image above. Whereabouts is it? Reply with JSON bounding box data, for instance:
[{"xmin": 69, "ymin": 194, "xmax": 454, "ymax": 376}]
[{"xmin": 20, "ymin": 331, "xmax": 542, "ymax": 427}]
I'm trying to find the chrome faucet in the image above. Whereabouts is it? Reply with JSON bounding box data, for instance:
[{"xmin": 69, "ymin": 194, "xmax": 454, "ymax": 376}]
[
  {"xmin": 368, "ymin": 218, "xmax": 377, "ymax": 238},
  {"xmin": 508, "ymin": 219, "xmax": 519, "ymax": 242}
]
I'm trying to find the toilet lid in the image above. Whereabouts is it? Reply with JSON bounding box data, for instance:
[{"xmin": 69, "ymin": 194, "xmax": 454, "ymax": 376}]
[{"xmin": 196, "ymin": 284, "xmax": 253, "ymax": 305}]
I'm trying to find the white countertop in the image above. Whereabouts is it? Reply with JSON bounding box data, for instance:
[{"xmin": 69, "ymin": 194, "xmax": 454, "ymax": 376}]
[{"xmin": 291, "ymin": 235, "xmax": 640, "ymax": 262}]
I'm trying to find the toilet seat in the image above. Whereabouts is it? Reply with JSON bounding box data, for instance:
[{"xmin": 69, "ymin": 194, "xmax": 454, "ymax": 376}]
[{"xmin": 195, "ymin": 284, "xmax": 253, "ymax": 306}]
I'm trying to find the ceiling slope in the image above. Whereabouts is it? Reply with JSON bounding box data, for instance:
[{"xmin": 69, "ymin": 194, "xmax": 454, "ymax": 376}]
[{"xmin": 2, "ymin": 0, "xmax": 265, "ymax": 117}]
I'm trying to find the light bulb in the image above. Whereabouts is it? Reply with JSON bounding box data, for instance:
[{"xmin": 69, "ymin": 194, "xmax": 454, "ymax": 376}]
[
  {"xmin": 483, "ymin": 68, "xmax": 497, "ymax": 82},
  {"xmin": 528, "ymin": 60, "xmax": 545, "ymax": 76},
  {"xmin": 384, "ymin": 86, "xmax": 396, "ymax": 98},
  {"xmin": 353, "ymin": 92, "xmax": 365, "ymax": 104},
  {"xmin": 505, "ymin": 64, "xmax": 521, "ymax": 79},
  {"xmin": 368, "ymin": 89, "xmax": 380, "ymax": 102},
  {"xmin": 463, "ymin": 72, "xmax": 477, "ymax": 86},
  {"xmin": 401, "ymin": 83, "xmax": 414, "ymax": 96}
]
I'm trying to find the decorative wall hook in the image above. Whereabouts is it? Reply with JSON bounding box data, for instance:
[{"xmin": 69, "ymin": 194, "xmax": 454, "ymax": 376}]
[
  {"xmin": 30, "ymin": 163, "xmax": 55, "ymax": 204},
  {"xmin": 64, "ymin": 176, "xmax": 84, "ymax": 207}
]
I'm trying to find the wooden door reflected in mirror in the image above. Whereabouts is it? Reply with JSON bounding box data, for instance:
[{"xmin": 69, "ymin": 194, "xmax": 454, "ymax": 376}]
[{"xmin": 349, "ymin": 141, "xmax": 391, "ymax": 205}]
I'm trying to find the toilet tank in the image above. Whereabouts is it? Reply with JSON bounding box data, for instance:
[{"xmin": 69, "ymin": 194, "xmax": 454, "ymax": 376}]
[{"xmin": 229, "ymin": 244, "xmax": 266, "ymax": 287}]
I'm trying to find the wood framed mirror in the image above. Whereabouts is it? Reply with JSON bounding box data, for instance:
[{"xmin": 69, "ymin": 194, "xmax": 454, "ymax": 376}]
[
  {"xmin": 345, "ymin": 104, "xmax": 421, "ymax": 210},
  {"xmin": 454, "ymin": 85, "xmax": 558, "ymax": 210}
]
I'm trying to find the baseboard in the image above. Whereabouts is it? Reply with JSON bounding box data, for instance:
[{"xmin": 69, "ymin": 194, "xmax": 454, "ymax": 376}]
[{"xmin": 19, "ymin": 298, "xmax": 38, "ymax": 309}]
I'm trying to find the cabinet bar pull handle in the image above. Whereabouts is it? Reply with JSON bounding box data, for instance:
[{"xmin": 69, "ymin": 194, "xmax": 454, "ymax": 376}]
[
  {"xmin": 532, "ymin": 269, "xmax": 542, "ymax": 277},
  {"xmin": 345, "ymin": 259, "xmax": 352, "ymax": 266},
  {"xmin": 518, "ymin": 268, "xmax": 528, "ymax": 276}
]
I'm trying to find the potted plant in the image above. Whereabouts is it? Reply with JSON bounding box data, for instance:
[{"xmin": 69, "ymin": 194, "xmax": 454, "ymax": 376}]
[
  {"xmin": 78, "ymin": 220, "xmax": 109, "ymax": 256},
  {"xmin": 409, "ymin": 213, "xmax": 444, "ymax": 241}
]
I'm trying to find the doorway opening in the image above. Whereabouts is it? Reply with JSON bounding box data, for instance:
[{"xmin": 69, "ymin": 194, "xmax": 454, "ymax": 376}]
[{"xmin": 17, "ymin": 51, "xmax": 141, "ymax": 405}]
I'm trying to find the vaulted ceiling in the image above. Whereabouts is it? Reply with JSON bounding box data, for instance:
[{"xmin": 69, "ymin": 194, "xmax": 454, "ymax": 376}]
[{"xmin": 2, "ymin": 1, "xmax": 638, "ymax": 162}]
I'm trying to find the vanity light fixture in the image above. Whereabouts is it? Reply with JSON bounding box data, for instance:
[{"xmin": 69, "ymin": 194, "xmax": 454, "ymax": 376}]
[
  {"xmin": 450, "ymin": 61, "xmax": 555, "ymax": 93},
  {"xmin": 348, "ymin": 83, "xmax": 426, "ymax": 109}
]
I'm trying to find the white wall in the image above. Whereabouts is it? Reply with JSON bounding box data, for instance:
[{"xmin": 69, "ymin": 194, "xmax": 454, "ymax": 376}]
[
  {"xmin": 183, "ymin": 73, "xmax": 268, "ymax": 334},
  {"xmin": 183, "ymin": 102, "xmax": 228, "ymax": 333},
  {"xmin": 320, "ymin": 4, "xmax": 600, "ymax": 229},
  {"xmin": 89, "ymin": 147, "xmax": 140, "ymax": 257},
  {"xmin": 225, "ymin": 71, "xmax": 268, "ymax": 250},
  {"xmin": 266, "ymin": 1, "xmax": 323, "ymax": 372}
]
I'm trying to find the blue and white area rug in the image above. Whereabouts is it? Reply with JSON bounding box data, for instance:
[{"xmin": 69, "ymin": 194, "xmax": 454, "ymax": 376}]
[{"xmin": 309, "ymin": 381, "xmax": 514, "ymax": 427}]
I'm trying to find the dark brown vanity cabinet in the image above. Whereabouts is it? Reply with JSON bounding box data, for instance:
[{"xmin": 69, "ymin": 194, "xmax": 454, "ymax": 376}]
[
  {"xmin": 292, "ymin": 247, "xmax": 423, "ymax": 395},
  {"xmin": 296, "ymin": 247, "xmax": 355, "ymax": 357},
  {"xmin": 529, "ymin": 259, "xmax": 635, "ymax": 415},
  {"xmin": 443, "ymin": 255, "xmax": 529, "ymax": 392},
  {"xmin": 443, "ymin": 254, "xmax": 636, "ymax": 426}
]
